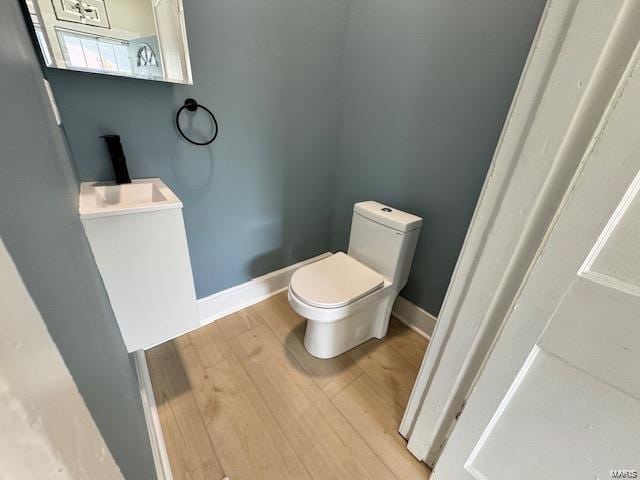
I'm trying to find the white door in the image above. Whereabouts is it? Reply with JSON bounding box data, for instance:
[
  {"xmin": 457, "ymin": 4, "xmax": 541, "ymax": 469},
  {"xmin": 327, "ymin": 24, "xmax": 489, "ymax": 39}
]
[{"xmin": 431, "ymin": 6, "xmax": 640, "ymax": 479}]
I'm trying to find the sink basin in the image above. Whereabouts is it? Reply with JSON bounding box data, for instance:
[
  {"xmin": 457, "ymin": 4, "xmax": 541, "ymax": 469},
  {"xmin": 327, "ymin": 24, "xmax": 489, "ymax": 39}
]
[
  {"xmin": 94, "ymin": 182, "xmax": 166, "ymax": 207},
  {"xmin": 79, "ymin": 178, "xmax": 182, "ymax": 219}
]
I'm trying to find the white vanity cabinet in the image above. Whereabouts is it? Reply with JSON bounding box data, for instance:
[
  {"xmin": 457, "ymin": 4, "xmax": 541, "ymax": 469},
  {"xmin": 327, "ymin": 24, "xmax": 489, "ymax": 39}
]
[{"xmin": 79, "ymin": 178, "xmax": 199, "ymax": 351}]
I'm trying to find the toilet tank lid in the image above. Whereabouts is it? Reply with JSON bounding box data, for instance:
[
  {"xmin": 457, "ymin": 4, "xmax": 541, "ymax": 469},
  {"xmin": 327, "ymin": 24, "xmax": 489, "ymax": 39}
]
[{"xmin": 354, "ymin": 201, "xmax": 422, "ymax": 232}]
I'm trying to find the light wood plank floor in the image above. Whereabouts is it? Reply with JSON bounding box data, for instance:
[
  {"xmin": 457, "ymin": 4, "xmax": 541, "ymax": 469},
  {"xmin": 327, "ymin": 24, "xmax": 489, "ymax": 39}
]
[{"xmin": 146, "ymin": 292, "xmax": 431, "ymax": 480}]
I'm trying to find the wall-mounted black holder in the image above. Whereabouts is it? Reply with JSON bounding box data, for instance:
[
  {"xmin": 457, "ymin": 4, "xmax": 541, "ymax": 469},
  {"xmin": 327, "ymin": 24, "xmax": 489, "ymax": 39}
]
[{"xmin": 175, "ymin": 98, "xmax": 219, "ymax": 146}]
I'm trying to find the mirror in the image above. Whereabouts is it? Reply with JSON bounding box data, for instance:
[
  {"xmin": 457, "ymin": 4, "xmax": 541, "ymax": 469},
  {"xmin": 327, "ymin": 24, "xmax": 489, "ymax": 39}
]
[{"xmin": 25, "ymin": 0, "xmax": 193, "ymax": 84}]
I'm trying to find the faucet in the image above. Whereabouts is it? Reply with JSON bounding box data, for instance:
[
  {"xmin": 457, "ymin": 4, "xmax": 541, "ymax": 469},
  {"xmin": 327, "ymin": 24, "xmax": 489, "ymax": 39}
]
[{"xmin": 101, "ymin": 135, "xmax": 131, "ymax": 184}]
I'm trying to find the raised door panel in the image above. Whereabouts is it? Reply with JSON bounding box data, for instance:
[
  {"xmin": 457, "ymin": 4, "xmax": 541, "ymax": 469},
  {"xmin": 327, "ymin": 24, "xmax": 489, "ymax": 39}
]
[
  {"xmin": 466, "ymin": 170, "xmax": 640, "ymax": 479},
  {"xmin": 465, "ymin": 347, "xmax": 640, "ymax": 480}
]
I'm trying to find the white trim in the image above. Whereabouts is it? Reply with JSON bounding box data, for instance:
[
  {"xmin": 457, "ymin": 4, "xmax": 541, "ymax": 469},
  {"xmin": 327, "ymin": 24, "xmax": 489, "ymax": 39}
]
[
  {"xmin": 463, "ymin": 345, "xmax": 540, "ymax": 477},
  {"xmin": 392, "ymin": 296, "xmax": 437, "ymax": 339},
  {"xmin": 197, "ymin": 252, "xmax": 437, "ymax": 339},
  {"xmin": 134, "ymin": 350, "xmax": 173, "ymax": 480},
  {"xmin": 197, "ymin": 252, "xmax": 332, "ymax": 325}
]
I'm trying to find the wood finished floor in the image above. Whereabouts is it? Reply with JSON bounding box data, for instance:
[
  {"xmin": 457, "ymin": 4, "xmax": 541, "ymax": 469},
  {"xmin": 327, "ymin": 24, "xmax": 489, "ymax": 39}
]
[{"xmin": 146, "ymin": 292, "xmax": 431, "ymax": 480}]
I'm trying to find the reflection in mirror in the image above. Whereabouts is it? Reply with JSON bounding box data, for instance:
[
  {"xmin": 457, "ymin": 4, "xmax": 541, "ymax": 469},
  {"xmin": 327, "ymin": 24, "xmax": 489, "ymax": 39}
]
[{"xmin": 25, "ymin": 0, "xmax": 193, "ymax": 84}]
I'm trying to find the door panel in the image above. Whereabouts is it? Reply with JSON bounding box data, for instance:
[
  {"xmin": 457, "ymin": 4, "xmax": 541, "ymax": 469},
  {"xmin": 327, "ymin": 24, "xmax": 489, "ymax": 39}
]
[
  {"xmin": 466, "ymin": 347, "xmax": 640, "ymax": 480},
  {"xmin": 540, "ymin": 279, "xmax": 640, "ymax": 398},
  {"xmin": 583, "ymin": 172, "xmax": 640, "ymax": 297},
  {"xmin": 466, "ymin": 203, "xmax": 640, "ymax": 479}
]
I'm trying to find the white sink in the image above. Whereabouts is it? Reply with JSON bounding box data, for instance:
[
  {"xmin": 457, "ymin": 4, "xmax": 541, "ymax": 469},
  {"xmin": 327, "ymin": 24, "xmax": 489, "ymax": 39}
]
[{"xmin": 79, "ymin": 178, "xmax": 181, "ymax": 219}]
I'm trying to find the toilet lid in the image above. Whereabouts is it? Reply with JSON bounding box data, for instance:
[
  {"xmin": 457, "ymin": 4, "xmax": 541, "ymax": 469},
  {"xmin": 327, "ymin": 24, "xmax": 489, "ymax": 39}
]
[{"xmin": 290, "ymin": 252, "xmax": 384, "ymax": 308}]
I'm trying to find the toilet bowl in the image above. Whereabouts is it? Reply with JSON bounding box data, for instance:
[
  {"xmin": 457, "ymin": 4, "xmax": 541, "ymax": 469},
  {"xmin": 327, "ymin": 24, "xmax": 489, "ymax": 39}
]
[{"xmin": 288, "ymin": 201, "xmax": 422, "ymax": 359}]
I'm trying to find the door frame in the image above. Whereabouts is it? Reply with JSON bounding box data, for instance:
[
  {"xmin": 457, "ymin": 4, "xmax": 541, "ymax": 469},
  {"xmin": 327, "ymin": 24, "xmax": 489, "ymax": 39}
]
[
  {"xmin": 401, "ymin": 0, "xmax": 640, "ymax": 466},
  {"xmin": 432, "ymin": 0, "xmax": 640, "ymax": 475}
]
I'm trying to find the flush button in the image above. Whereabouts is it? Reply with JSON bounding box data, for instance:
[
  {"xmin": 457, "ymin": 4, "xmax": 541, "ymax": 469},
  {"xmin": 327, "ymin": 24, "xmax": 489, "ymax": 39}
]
[{"xmin": 381, "ymin": 207, "xmax": 392, "ymax": 212}]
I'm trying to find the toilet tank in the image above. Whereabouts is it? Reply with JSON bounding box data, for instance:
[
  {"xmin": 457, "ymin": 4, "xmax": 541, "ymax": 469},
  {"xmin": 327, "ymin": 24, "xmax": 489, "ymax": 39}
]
[{"xmin": 347, "ymin": 201, "xmax": 422, "ymax": 289}]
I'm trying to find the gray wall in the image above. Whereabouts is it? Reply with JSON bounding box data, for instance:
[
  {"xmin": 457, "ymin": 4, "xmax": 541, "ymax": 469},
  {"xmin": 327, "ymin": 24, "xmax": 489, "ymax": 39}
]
[
  {"xmin": 45, "ymin": 0, "xmax": 544, "ymax": 316},
  {"xmin": 330, "ymin": 0, "xmax": 546, "ymax": 314},
  {"xmin": 1, "ymin": 1, "xmax": 155, "ymax": 478},
  {"xmin": 46, "ymin": 0, "xmax": 351, "ymax": 298}
]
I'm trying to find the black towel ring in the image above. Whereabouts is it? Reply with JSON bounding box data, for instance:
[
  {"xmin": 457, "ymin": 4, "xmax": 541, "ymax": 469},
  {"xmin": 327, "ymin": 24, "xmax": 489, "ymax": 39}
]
[{"xmin": 175, "ymin": 98, "xmax": 219, "ymax": 146}]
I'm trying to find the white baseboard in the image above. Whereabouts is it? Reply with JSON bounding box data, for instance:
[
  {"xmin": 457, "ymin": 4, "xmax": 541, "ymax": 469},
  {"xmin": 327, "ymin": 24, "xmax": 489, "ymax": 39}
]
[
  {"xmin": 197, "ymin": 252, "xmax": 332, "ymax": 326},
  {"xmin": 134, "ymin": 350, "xmax": 173, "ymax": 480},
  {"xmin": 392, "ymin": 296, "xmax": 437, "ymax": 340},
  {"xmin": 197, "ymin": 250, "xmax": 436, "ymax": 339}
]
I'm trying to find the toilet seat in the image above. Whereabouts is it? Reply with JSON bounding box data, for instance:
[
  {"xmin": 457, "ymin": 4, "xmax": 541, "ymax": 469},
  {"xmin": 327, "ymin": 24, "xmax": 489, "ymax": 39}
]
[{"xmin": 290, "ymin": 252, "xmax": 384, "ymax": 309}]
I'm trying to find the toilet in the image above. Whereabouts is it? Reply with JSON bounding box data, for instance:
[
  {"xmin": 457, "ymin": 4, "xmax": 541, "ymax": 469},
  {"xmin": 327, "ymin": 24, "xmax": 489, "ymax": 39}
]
[{"xmin": 288, "ymin": 201, "xmax": 422, "ymax": 358}]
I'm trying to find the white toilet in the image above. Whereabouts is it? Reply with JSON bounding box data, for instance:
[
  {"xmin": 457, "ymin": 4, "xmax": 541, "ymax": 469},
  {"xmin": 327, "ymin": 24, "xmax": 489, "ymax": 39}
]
[{"xmin": 288, "ymin": 201, "xmax": 422, "ymax": 358}]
